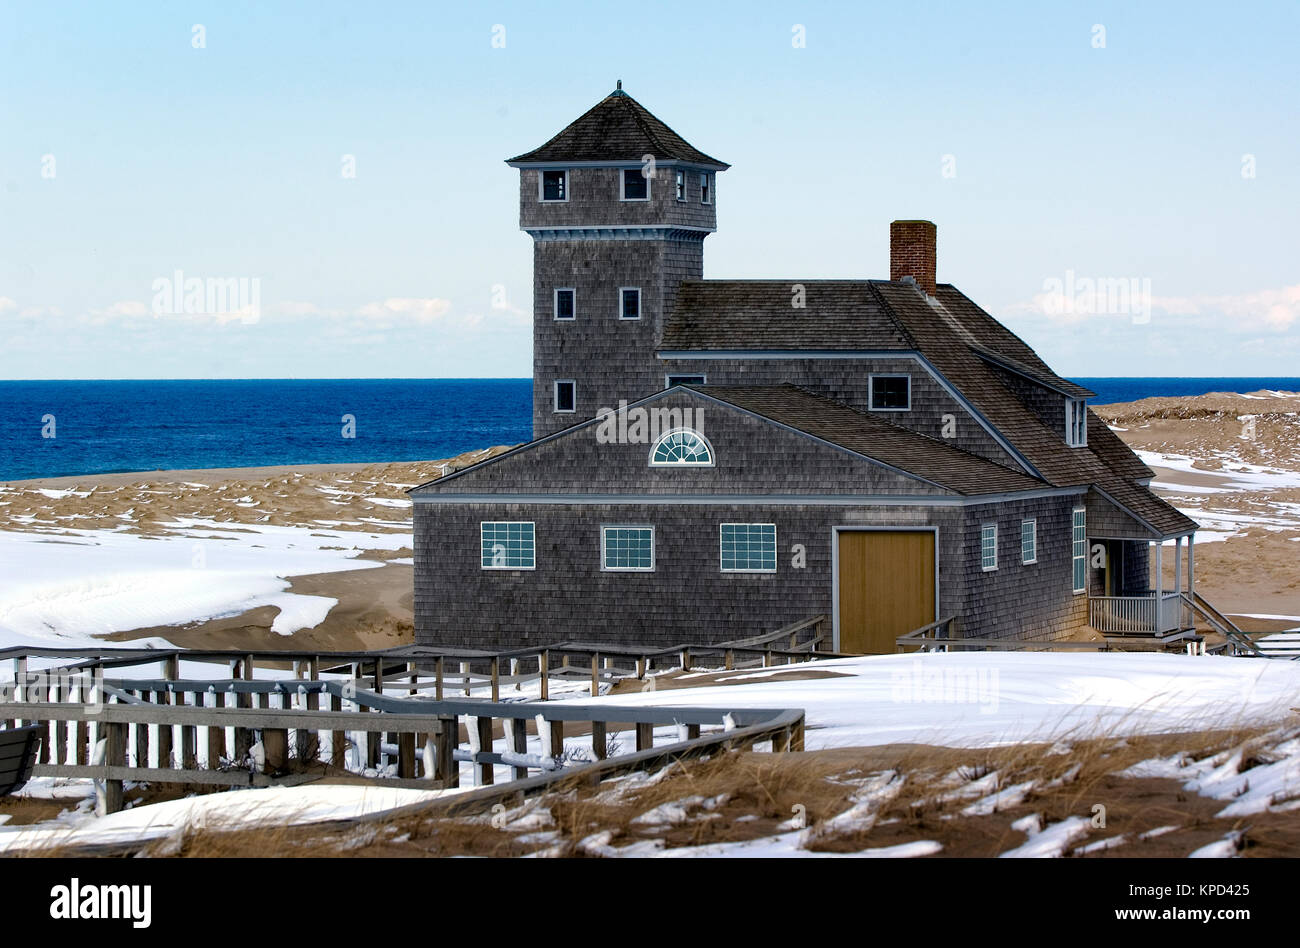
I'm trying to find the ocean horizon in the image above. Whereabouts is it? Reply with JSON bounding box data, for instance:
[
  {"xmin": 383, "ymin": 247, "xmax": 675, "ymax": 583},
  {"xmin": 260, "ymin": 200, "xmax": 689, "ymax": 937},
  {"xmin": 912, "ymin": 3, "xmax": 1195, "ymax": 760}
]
[{"xmin": 1, "ymin": 376, "xmax": 1296, "ymax": 482}]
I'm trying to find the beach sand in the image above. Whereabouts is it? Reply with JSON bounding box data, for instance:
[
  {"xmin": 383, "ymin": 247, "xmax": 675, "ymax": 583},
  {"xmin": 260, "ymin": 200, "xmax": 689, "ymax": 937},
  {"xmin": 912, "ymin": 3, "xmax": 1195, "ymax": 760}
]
[{"xmin": 2, "ymin": 390, "xmax": 1297, "ymax": 650}]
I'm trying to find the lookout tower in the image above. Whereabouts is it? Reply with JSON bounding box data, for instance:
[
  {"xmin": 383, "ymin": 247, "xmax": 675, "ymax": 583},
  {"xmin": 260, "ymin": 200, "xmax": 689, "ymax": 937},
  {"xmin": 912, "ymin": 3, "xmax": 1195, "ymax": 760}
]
[{"xmin": 506, "ymin": 82, "xmax": 730, "ymax": 438}]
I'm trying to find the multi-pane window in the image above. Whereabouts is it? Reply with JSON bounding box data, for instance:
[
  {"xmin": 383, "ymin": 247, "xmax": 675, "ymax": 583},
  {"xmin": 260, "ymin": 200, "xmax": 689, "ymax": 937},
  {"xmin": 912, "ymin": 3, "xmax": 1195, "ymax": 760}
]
[
  {"xmin": 700, "ymin": 172, "xmax": 711, "ymax": 204},
  {"xmin": 720, "ymin": 523, "xmax": 777, "ymax": 572},
  {"xmin": 675, "ymin": 170, "xmax": 686, "ymax": 201},
  {"xmin": 602, "ymin": 526, "xmax": 655, "ymax": 571},
  {"xmin": 869, "ymin": 375, "xmax": 910, "ymax": 411},
  {"xmin": 1021, "ymin": 519, "xmax": 1037, "ymax": 565},
  {"xmin": 980, "ymin": 523, "xmax": 998, "ymax": 571},
  {"xmin": 1072, "ymin": 508, "xmax": 1087, "ymax": 593},
  {"xmin": 650, "ymin": 428, "xmax": 713, "ymax": 466},
  {"xmin": 620, "ymin": 288, "xmax": 641, "ymax": 320},
  {"xmin": 481, "ymin": 522, "xmax": 535, "ymax": 570},
  {"xmin": 541, "ymin": 169, "xmax": 567, "ymax": 202},
  {"xmin": 554, "ymin": 288, "xmax": 575, "ymax": 320},
  {"xmin": 1066, "ymin": 398, "xmax": 1088, "ymax": 447},
  {"xmin": 622, "ymin": 168, "xmax": 649, "ymax": 200},
  {"xmin": 554, "ymin": 379, "xmax": 575, "ymax": 413}
]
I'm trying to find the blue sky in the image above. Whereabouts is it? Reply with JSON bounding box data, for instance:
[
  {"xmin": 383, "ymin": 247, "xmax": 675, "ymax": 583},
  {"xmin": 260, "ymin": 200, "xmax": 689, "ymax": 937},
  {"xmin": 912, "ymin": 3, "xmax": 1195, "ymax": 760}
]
[{"xmin": 1, "ymin": 1, "xmax": 1296, "ymax": 379}]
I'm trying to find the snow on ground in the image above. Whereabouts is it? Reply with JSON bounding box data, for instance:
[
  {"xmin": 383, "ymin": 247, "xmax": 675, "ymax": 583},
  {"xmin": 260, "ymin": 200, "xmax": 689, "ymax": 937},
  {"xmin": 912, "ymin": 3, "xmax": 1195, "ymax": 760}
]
[
  {"xmin": 552, "ymin": 651, "xmax": 1300, "ymax": 750},
  {"xmin": 0, "ymin": 783, "xmax": 461, "ymax": 854},
  {"xmin": 0, "ymin": 519, "xmax": 411, "ymax": 647},
  {"xmin": 1137, "ymin": 450, "xmax": 1300, "ymax": 492}
]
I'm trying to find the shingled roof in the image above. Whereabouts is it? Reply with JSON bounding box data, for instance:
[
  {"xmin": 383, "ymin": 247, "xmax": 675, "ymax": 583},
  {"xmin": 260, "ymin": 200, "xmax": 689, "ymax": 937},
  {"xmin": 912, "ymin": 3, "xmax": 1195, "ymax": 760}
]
[
  {"xmin": 660, "ymin": 281, "xmax": 912, "ymax": 351},
  {"xmin": 696, "ymin": 385, "xmax": 1047, "ymax": 496},
  {"xmin": 660, "ymin": 277, "xmax": 1193, "ymax": 536},
  {"xmin": 506, "ymin": 86, "xmax": 729, "ymax": 169}
]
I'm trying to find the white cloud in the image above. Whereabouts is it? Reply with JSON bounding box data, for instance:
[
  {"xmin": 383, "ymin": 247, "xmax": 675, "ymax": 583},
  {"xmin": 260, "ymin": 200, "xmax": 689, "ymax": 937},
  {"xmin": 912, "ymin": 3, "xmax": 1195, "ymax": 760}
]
[
  {"xmin": 1006, "ymin": 281, "xmax": 1300, "ymax": 333},
  {"xmin": 356, "ymin": 297, "xmax": 454, "ymax": 323}
]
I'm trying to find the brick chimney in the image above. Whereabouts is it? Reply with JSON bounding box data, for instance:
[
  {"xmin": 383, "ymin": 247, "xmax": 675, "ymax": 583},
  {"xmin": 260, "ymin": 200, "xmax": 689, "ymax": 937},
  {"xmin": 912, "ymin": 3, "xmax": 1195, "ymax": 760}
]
[{"xmin": 890, "ymin": 220, "xmax": 937, "ymax": 296}]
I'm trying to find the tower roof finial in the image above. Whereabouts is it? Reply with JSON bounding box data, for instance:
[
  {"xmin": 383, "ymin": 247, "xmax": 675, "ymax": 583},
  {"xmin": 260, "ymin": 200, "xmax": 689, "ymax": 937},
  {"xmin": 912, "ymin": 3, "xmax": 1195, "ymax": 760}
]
[{"xmin": 616, "ymin": 79, "xmax": 622, "ymax": 91}]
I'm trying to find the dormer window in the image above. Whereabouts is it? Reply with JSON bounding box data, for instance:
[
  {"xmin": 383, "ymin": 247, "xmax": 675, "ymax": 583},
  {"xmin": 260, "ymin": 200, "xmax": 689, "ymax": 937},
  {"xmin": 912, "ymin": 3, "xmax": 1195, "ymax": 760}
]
[
  {"xmin": 621, "ymin": 168, "xmax": 649, "ymax": 201},
  {"xmin": 700, "ymin": 173, "xmax": 711, "ymax": 204},
  {"xmin": 869, "ymin": 374, "xmax": 910, "ymax": 411},
  {"xmin": 540, "ymin": 169, "xmax": 567, "ymax": 202},
  {"xmin": 1066, "ymin": 398, "xmax": 1088, "ymax": 447}
]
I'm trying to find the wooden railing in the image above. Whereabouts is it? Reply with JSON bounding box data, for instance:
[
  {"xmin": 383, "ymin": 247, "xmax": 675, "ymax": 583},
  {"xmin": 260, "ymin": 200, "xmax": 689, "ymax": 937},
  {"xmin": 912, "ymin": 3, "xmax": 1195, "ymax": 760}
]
[
  {"xmin": 0, "ymin": 641, "xmax": 810, "ymax": 814},
  {"xmin": 1181, "ymin": 592, "xmax": 1264, "ymax": 657},
  {"xmin": 896, "ymin": 616, "xmax": 1119, "ymax": 652},
  {"xmin": 1088, "ymin": 592, "xmax": 1187, "ymax": 635}
]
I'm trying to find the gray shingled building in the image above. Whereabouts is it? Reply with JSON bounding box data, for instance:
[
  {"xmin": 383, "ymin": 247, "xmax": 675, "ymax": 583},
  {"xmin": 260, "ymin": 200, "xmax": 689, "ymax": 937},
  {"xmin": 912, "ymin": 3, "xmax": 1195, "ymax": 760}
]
[{"xmin": 411, "ymin": 84, "xmax": 1202, "ymax": 652}]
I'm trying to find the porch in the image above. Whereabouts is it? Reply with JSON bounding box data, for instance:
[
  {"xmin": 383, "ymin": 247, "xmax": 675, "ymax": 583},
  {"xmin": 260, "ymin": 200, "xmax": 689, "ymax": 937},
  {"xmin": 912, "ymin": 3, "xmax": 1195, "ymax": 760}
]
[{"xmin": 1087, "ymin": 533, "xmax": 1196, "ymax": 637}]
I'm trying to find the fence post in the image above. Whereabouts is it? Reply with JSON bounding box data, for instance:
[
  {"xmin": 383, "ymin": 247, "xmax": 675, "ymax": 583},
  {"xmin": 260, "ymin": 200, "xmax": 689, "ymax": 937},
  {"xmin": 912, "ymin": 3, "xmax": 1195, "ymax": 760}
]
[
  {"xmin": 539, "ymin": 651, "xmax": 549, "ymax": 701},
  {"xmin": 398, "ymin": 731, "xmax": 416, "ymax": 779},
  {"xmin": 435, "ymin": 657, "xmax": 444, "ymax": 701},
  {"xmin": 724, "ymin": 649, "xmax": 734, "ymax": 671},
  {"xmin": 436, "ymin": 715, "xmax": 458, "ymax": 788},
  {"xmin": 102, "ymin": 719, "xmax": 126, "ymax": 815},
  {"xmin": 635, "ymin": 722, "xmax": 653, "ymax": 752},
  {"xmin": 490, "ymin": 657, "xmax": 500, "ymax": 703},
  {"xmin": 475, "ymin": 716, "xmax": 494, "ymax": 786},
  {"xmin": 509, "ymin": 718, "xmax": 529, "ymax": 780},
  {"xmin": 591, "ymin": 721, "xmax": 607, "ymax": 760},
  {"xmin": 590, "ymin": 653, "xmax": 599, "ymax": 697}
]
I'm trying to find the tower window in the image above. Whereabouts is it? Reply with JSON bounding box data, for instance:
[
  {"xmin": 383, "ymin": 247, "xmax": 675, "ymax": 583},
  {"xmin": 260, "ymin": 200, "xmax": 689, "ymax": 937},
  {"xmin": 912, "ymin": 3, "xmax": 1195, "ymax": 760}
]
[
  {"xmin": 700, "ymin": 172, "xmax": 711, "ymax": 204},
  {"xmin": 675, "ymin": 170, "xmax": 686, "ymax": 201},
  {"xmin": 554, "ymin": 288, "xmax": 575, "ymax": 320},
  {"xmin": 869, "ymin": 374, "xmax": 910, "ymax": 411},
  {"xmin": 621, "ymin": 168, "xmax": 649, "ymax": 201},
  {"xmin": 540, "ymin": 170, "xmax": 567, "ymax": 202},
  {"xmin": 620, "ymin": 287, "xmax": 641, "ymax": 320},
  {"xmin": 554, "ymin": 379, "xmax": 575, "ymax": 413}
]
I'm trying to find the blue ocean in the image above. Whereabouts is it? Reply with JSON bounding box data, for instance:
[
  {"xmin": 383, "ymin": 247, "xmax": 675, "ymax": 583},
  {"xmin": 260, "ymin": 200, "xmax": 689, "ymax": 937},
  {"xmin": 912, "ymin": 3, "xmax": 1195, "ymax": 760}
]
[{"xmin": 1, "ymin": 377, "xmax": 1296, "ymax": 481}]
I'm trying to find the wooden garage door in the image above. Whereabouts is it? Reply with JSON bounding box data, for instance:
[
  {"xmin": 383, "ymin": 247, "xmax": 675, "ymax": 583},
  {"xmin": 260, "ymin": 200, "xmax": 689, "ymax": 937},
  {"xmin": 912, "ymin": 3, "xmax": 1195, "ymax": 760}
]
[{"xmin": 837, "ymin": 530, "xmax": 935, "ymax": 653}]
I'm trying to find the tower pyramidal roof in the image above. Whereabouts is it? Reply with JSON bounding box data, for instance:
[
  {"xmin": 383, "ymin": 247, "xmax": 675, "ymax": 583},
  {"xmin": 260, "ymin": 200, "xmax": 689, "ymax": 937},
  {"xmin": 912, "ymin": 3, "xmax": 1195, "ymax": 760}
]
[{"xmin": 506, "ymin": 82, "xmax": 729, "ymax": 169}]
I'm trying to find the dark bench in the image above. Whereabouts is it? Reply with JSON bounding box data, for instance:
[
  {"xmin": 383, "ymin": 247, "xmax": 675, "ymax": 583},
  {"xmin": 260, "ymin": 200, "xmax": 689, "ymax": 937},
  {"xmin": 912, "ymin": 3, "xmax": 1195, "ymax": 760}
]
[{"xmin": 0, "ymin": 725, "xmax": 42, "ymax": 796}]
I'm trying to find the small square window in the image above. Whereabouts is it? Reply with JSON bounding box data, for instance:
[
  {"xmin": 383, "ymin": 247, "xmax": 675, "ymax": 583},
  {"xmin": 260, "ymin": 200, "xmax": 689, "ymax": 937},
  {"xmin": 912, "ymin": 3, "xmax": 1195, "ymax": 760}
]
[
  {"xmin": 1021, "ymin": 519, "xmax": 1037, "ymax": 565},
  {"xmin": 554, "ymin": 379, "xmax": 575, "ymax": 413},
  {"xmin": 554, "ymin": 288, "xmax": 575, "ymax": 320},
  {"xmin": 980, "ymin": 523, "xmax": 998, "ymax": 572},
  {"xmin": 622, "ymin": 168, "xmax": 649, "ymax": 201},
  {"xmin": 620, "ymin": 288, "xmax": 641, "ymax": 320},
  {"xmin": 675, "ymin": 170, "xmax": 686, "ymax": 201},
  {"xmin": 541, "ymin": 170, "xmax": 567, "ymax": 202},
  {"xmin": 869, "ymin": 375, "xmax": 910, "ymax": 411},
  {"xmin": 700, "ymin": 173, "xmax": 711, "ymax": 204}
]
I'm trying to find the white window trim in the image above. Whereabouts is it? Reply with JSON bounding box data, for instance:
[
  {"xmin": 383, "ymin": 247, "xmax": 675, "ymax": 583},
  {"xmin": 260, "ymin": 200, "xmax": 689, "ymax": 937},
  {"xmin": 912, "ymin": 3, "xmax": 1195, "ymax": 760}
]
[
  {"xmin": 619, "ymin": 287, "xmax": 642, "ymax": 320},
  {"xmin": 1071, "ymin": 507, "xmax": 1087, "ymax": 594},
  {"xmin": 981, "ymin": 523, "xmax": 998, "ymax": 572},
  {"xmin": 868, "ymin": 373, "xmax": 912, "ymax": 412},
  {"xmin": 649, "ymin": 427, "xmax": 716, "ymax": 467},
  {"xmin": 480, "ymin": 521, "xmax": 536, "ymax": 571},
  {"xmin": 700, "ymin": 172, "xmax": 711, "ymax": 204},
  {"xmin": 664, "ymin": 373, "xmax": 707, "ymax": 388},
  {"xmin": 1066, "ymin": 398, "xmax": 1088, "ymax": 447},
  {"xmin": 1021, "ymin": 518, "xmax": 1037, "ymax": 565},
  {"xmin": 553, "ymin": 379, "xmax": 576, "ymax": 414},
  {"xmin": 537, "ymin": 169, "xmax": 569, "ymax": 203},
  {"xmin": 719, "ymin": 522, "xmax": 778, "ymax": 574},
  {"xmin": 675, "ymin": 170, "xmax": 686, "ymax": 202},
  {"xmin": 620, "ymin": 168, "xmax": 651, "ymax": 202},
  {"xmin": 553, "ymin": 287, "xmax": 575, "ymax": 321},
  {"xmin": 600, "ymin": 524, "xmax": 656, "ymax": 572}
]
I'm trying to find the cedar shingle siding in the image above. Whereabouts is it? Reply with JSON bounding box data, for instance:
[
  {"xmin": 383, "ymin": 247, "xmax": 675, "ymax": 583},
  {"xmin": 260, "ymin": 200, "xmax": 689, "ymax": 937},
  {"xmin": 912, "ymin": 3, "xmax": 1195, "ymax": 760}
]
[{"xmin": 413, "ymin": 87, "xmax": 1199, "ymax": 650}]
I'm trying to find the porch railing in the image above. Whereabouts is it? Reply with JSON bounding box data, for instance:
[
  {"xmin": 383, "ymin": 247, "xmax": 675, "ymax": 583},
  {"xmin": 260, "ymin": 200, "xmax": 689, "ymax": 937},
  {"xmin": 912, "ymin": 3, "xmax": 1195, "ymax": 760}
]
[{"xmin": 1089, "ymin": 591, "xmax": 1187, "ymax": 634}]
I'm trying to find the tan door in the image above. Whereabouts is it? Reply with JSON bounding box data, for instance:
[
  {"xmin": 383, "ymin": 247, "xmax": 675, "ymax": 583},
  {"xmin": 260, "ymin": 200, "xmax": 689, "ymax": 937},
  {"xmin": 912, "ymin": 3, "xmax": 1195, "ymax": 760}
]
[{"xmin": 837, "ymin": 530, "xmax": 936, "ymax": 653}]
